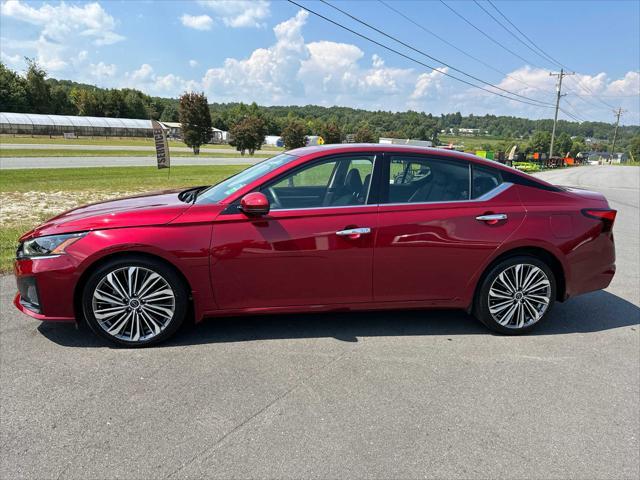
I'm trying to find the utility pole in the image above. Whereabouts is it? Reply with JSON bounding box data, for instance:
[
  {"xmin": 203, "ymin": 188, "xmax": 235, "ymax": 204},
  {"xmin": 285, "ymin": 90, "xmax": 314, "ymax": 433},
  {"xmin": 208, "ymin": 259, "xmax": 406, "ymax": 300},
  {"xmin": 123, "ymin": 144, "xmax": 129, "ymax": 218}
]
[
  {"xmin": 610, "ymin": 107, "xmax": 624, "ymax": 162},
  {"xmin": 549, "ymin": 69, "xmax": 574, "ymax": 158}
]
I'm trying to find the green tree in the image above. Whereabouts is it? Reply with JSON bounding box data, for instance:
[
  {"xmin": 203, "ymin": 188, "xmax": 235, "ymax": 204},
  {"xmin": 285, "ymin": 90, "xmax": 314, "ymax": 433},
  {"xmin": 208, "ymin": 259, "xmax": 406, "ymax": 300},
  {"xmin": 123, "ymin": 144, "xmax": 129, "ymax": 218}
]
[
  {"xmin": 229, "ymin": 115, "xmax": 266, "ymax": 155},
  {"xmin": 354, "ymin": 123, "xmax": 376, "ymax": 143},
  {"xmin": 24, "ymin": 58, "xmax": 51, "ymax": 113},
  {"xmin": 281, "ymin": 119, "xmax": 307, "ymax": 149},
  {"xmin": 70, "ymin": 88, "xmax": 100, "ymax": 116},
  {"xmin": 555, "ymin": 132, "xmax": 573, "ymax": 156},
  {"xmin": 123, "ymin": 90, "xmax": 149, "ymax": 119},
  {"xmin": 178, "ymin": 91, "xmax": 212, "ymax": 154},
  {"xmin": 0, "ymin": 62, "xmax": 28, "ymax": 112},
  {"xmin": 103, "ymin": 89, "xmax": 126, "ymax": 117},
  {"xmin": 320, "ymin": 121, "xmax": 342, "ymax": 144},
  {"xmin": 159, "ymin": 103, "xmax": 179, "ymax": 122},
  {"xmin": 528, "ymin": 131, "xmax": 551, "ymax": 154},
  {"xmin": 628, "ymin": 135, "xmax": 640, "ymax": 162},
  {"xmin": 49, "ymin": 85, "xmax": 75, "ymax": 114},
  {"xmin": 570, "ymin": 136, "xmax": 587, "ymax": 156}
]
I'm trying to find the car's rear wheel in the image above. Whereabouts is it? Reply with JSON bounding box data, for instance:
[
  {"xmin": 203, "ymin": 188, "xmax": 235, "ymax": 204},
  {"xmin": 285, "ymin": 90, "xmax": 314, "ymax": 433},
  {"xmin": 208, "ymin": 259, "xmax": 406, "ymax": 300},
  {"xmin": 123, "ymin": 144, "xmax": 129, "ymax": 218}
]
[
  {"xmin": 82, "ymin": 256, "xmax": 188, "ymax": 346},
  {"xmin": 474, "ymin": 255, "xmax": 556, "ymax": 334}
]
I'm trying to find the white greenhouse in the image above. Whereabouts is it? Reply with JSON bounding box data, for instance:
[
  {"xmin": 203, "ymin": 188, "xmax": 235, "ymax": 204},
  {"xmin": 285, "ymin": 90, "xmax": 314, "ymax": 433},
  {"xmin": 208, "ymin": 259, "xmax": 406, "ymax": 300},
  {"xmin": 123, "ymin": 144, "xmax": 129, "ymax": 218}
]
[{"xmin": 0, "ymin": 112, "xmax": 156, "ymax": 137}]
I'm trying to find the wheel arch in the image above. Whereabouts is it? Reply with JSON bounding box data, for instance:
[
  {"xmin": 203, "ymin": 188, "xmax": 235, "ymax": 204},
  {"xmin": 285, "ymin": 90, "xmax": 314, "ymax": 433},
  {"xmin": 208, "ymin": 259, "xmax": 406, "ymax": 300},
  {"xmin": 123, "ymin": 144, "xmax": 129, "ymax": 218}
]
[
  {"xmin": 468, "ymin": 245, "xmax": 566, "ymax": 313},
  {"xmin": 73, "ymin": 250, "xmax": 194, "ymax": 322}
]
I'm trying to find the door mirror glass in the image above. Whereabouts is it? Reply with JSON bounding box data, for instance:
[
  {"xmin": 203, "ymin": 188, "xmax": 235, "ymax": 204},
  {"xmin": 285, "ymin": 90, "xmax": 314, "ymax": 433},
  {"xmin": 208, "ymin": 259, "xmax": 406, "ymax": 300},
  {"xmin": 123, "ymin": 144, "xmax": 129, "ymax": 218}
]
[{"xmin": 240, "ymin": 192, "xmax": 270, "ymax": 216}]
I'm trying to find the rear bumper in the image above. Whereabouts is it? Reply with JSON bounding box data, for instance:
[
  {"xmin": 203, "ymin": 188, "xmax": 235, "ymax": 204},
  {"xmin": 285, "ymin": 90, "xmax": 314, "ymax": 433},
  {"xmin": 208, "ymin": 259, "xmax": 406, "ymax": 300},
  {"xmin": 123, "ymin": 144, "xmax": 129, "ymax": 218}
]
[{"xmin": 565, "ymin": 232, "xmax": 616, "ymax": 299}]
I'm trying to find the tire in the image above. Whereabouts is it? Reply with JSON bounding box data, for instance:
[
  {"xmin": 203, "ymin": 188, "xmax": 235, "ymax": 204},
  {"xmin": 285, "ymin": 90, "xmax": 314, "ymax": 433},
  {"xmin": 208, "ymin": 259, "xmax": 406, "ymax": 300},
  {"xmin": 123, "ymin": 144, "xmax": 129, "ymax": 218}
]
[
  {"xmin": 473, "ymin": 255, "xmax": 556, "ymax": 335},
  {"xmin": 82, "ymin": 256, "xmax": 189, "ymax": 347}
]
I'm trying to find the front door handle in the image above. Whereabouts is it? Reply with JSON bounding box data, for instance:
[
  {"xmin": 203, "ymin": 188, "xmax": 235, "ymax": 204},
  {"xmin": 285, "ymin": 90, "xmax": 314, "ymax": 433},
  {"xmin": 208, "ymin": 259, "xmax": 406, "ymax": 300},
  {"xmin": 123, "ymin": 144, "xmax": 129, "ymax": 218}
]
[
  {"xmin": 336, "ymin": 227, "xmax": 371, "ymax": 238},
  {"xmin": 476, "ymin": 213, "xmax": 507, "ymax": 224}
]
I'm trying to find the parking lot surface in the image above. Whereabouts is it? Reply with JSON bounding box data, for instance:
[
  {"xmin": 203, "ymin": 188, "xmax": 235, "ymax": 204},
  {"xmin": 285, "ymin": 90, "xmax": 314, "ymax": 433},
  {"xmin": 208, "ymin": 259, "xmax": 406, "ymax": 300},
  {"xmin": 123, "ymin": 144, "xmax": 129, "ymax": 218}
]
[{"xmin": 1, "ymin": 166, "xmax": 638, "ymax": 479}]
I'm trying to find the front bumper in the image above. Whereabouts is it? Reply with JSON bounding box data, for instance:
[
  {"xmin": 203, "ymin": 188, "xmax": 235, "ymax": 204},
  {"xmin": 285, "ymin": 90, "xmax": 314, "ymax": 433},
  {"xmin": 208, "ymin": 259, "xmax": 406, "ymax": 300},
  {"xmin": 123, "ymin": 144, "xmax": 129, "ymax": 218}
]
[{"xmin": 14, "ymin": 255, "xmax": 79, "ymax": 322}]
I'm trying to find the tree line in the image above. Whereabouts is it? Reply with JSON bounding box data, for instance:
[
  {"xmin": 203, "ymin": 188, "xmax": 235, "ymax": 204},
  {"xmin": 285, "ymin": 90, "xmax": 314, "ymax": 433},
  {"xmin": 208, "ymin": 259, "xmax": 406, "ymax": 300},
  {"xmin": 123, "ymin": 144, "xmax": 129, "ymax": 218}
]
[{"xmin": 2, "ymin": 60, "xmax": 639, "ymax": 158}]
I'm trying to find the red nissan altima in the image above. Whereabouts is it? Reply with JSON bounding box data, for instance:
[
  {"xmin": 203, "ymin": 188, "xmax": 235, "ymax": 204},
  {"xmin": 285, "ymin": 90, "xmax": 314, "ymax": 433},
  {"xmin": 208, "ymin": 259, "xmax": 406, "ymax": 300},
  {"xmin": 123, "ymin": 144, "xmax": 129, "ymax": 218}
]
[{"xmin": 14, "ymin": 144, "xmax": 616, "ymax": 346}]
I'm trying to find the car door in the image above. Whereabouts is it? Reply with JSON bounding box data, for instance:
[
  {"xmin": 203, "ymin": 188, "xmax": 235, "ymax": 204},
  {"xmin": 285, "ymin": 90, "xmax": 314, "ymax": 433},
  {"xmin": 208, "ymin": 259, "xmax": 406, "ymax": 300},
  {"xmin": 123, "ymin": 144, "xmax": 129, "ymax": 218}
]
[
  {"xmin": 210, "ymin": 153, "xmax": 380, "ymax": 310},
  {"xmin": 373, "ymin": 153, "xmax": 526, "ymax": 302}
]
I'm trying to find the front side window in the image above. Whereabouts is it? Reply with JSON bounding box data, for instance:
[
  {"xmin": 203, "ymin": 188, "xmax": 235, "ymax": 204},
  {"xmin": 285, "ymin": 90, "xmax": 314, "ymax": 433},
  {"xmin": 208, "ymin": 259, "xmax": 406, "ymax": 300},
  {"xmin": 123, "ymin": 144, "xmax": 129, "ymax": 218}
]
[
  {"xmin": 261, "ymin": 155, "xmax": 375, "ymax": 210},
  {"xmin": 387, "ymin": 155, "xmax": 470, "ymax": 203},
  {"xmin": 196, "ymin": 153, "xmax": 297, "ymax": 204}
]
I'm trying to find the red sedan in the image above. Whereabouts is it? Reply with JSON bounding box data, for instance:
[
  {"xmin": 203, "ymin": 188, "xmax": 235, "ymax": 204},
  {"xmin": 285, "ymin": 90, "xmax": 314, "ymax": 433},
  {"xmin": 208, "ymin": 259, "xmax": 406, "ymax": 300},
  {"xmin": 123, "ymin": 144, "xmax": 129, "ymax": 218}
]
[{"xmin": 14, "ymin": 145, "xmax": 617, "ymax": 346}]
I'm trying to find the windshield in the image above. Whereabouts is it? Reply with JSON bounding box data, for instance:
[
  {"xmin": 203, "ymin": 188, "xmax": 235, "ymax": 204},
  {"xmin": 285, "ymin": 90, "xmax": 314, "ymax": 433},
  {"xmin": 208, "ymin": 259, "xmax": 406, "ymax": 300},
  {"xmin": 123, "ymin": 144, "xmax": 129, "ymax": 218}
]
[{"xmin": 195, "ymin": 153, "xmax": 298, "ymax": 204}]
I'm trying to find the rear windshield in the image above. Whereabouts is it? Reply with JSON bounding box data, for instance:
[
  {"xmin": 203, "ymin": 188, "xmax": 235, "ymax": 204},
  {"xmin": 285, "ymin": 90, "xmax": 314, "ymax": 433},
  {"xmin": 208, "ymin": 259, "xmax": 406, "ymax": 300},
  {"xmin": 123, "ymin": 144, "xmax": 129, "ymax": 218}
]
[{"xmin": 195, "ymin": 153, "xmax": 298, "ymax": 204}]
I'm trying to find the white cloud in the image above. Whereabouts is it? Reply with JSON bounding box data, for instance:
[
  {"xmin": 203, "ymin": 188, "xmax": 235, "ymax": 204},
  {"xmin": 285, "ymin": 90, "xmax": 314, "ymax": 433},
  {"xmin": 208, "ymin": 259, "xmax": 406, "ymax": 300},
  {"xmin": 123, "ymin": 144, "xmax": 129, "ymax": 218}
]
[
  {"xmin": 189, "ymin": 59, "xmax": 199, "ymax": 68},
  {"xmin": 198, "ymin": 0, "xmax": 270, "ymax": 28},
  {"xmin": 202, "ymin": 10, "xmax": 309, "ymax": 102},
  {"xmin": 0, "ymin": 0, "xmax": 123, "ymax": 72},
  {"xmin": 606, "ymin": 71, "xmax": 640, "ymax": 96},
  {"xmin": 128, "ymin": 63, "xmax": 154, "ymax": 83},
  {"xmin": 122, "ymin": 63, "xmax": 200, "ymax": 96},
  {"xmin": 0, "ymin": 50, "xmax": 22, "ymax": 67},
  {"xmin": 181, "ymin": 13, "xmax": 213, "ymax": 31},
  {"xmin": 201, "ymin": 10, "xmax": 434, "ymax": 108},
  {"xmin": 411, "ymin": 68, "xmax": 448, "ymax": 99},
  {"xmin": 89, "ymin": 61, "xmax": 117, "ymax": 79}
]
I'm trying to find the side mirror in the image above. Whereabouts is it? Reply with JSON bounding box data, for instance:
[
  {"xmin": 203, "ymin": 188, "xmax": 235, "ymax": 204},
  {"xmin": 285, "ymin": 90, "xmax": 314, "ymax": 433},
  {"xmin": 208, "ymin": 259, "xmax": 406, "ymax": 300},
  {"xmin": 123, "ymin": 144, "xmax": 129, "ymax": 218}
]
[{"xmin": 239, "ymin": 192, "xmax": 270, "ymax": 216}]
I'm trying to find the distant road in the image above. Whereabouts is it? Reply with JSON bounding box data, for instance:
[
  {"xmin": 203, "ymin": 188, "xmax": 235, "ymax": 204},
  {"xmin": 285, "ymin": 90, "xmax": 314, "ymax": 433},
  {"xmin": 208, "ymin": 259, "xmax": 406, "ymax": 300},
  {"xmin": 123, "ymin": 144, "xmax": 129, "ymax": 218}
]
[
  {"xmin": 0, "ymin": 156, "xmax": 262, "ymax": 169},
  {"xmin": 0, "ymin": 143, "xmax": 244, "ymax": 154}
]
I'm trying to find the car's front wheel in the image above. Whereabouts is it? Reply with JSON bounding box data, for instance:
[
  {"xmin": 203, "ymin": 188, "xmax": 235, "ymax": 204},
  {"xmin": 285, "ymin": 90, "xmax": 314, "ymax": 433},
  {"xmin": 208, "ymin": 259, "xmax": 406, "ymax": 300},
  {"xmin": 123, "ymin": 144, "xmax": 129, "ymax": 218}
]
[
  {"xmin": 474, "ymin": 256, "xmax": 556, "ymax": 334},
  {"xmin": 82, "ymin": 256, "xmax": 188, "ymax": 346}
]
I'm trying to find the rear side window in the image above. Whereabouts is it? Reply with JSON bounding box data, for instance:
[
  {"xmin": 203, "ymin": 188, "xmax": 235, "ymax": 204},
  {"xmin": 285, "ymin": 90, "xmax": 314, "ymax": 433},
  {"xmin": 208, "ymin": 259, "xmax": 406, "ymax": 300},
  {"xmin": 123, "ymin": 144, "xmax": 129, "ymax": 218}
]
[
  {"xmin": 472, "ymin": 166, "xmax": 502, "ymax": 199},
  {"xmin": 386, "ymin": 155, "xmax": 470, "ymax": 203}
]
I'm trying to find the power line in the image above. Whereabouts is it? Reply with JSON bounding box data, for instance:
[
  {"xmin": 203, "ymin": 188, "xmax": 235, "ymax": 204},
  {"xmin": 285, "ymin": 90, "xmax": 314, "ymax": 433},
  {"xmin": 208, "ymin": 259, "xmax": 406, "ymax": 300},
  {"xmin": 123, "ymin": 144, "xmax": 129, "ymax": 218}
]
[
  {"xmin": 473, "ymin": 0, "xmax": 557, "ymax": 69},
  {"xmin": 286, "ymin": 0, "xmax": 556, "ymax": 108},
  {"xmin": 561, "ymin": 99, "xmax": 589, "ymax": 123},
  {"xmin": 439, "ymin": 0, "xmax": 545, "ymax": 70},
  {"xmin": 564, "ymin": 75, "xmax": 617, "ymax": 110},
  {"xmin": 378, "ymin": 0, "xmax": 555, "ymax": 96},
  {"xmin": 318, "ymin": 0, "xmax": 553, "ymax": 106},
  {"xmin": 483, "ymin": 0, "xmax": 618, "ymax": 111},
  {"xmin": 486, "ymin": 0, "xmax": 564, "ymax": 68}
]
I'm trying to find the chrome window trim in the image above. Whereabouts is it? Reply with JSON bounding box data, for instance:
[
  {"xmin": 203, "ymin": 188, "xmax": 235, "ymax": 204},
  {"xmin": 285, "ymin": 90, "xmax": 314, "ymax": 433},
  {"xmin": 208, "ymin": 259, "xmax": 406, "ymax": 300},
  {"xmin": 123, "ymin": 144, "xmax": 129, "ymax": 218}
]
[{"xmin": 260, "ymin": 182, "xmax": 513, "ymax": 213}]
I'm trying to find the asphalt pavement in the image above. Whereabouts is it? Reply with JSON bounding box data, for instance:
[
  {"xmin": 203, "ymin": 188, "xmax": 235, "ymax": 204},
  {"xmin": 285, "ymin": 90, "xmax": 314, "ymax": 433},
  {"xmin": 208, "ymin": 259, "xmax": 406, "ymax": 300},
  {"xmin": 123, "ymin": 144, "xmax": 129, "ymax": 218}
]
[{"xmin": 1, "ymin": 166, "xmax": 638, "ymax": 479}]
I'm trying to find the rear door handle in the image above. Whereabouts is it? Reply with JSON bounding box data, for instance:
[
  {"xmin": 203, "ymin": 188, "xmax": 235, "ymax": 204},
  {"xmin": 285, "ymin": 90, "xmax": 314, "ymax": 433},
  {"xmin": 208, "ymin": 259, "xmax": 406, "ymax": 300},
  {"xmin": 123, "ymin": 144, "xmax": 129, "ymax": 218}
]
[
  {"xmin": 336, "ymin": 227, "xmax": 371, "ymax": 237},
  {"xmin": 476, "ymin": 213, "xmax": 507, "ymax": 223}
]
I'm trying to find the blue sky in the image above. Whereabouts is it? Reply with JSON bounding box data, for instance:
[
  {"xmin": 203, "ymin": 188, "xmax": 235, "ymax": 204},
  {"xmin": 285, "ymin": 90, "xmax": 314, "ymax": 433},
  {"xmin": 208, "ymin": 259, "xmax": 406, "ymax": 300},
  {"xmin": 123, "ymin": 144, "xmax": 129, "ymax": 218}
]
[{"xmin": 1, "ymin": 0, "xmax": 639, "ymax": 124}]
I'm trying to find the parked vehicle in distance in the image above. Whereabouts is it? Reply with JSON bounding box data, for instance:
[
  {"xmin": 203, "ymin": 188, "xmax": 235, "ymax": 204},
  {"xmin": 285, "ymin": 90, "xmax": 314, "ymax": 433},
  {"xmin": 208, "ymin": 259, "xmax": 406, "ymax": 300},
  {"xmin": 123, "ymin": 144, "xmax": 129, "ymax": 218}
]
[{"xmin": 14, "ymin": 145, "xmax": 617, "ymax": 346}]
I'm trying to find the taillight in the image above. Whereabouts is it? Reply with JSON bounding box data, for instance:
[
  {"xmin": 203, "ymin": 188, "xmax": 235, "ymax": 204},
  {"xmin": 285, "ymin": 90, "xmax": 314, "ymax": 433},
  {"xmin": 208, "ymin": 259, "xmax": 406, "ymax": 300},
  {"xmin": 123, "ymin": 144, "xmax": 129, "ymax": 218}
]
[{"xmin": 582, "ymin": 209, "xmax": 617, "ymax": 232}]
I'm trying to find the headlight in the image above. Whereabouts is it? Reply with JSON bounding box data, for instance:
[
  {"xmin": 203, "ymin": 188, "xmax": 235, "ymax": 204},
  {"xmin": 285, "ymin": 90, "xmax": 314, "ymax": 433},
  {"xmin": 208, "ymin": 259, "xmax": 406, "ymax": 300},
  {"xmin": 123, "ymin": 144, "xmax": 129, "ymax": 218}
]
[{"xmin": 17, "ymin": 232, "xmax": 87, "ymax": 259}]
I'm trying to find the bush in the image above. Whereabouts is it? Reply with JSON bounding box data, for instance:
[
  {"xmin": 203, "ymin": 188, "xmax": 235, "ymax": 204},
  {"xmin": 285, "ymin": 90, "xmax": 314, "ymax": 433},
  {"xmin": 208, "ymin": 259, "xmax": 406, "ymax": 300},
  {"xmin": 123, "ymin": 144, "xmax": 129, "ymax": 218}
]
[
  {"xmin": 229, "ymin": 115, "xmax": 266, "ymax": 155},
  {"xmin": 281, "ymin": 119, "xmax": 307, "ymax": 149}
]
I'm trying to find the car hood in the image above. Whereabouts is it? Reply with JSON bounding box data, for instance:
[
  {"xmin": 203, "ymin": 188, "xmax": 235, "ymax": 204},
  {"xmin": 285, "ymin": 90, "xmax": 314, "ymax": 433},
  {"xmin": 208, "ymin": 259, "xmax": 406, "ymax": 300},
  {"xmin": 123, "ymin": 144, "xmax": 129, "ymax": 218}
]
[{"xmin": 22, "ymin": 189, "xmax": 191, "ymax": 240}]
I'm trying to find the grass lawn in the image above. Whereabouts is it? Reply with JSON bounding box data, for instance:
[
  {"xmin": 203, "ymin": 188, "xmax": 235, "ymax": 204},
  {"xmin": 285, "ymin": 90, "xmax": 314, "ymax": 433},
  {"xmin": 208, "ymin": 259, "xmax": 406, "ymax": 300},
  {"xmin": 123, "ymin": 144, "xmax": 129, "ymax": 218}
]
[
  {"xmin": 0, "ymin": 165, "xmax": 247, "ymax": 272},
  {"xmin": 0, "ymin": 135, "xmax": 285, "ymax": 151},
  {"xmin": 0, "ymin": 148, "xmax": 271, "ymax": 158},
  {"xmin": 439, "ymin": 135, "xmax": 521, "ymax": 151}
]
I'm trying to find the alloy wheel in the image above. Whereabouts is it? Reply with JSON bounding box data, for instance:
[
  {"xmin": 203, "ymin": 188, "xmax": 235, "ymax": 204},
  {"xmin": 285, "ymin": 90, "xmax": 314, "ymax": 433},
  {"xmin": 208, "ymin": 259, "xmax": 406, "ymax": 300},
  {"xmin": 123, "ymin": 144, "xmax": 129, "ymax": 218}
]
[
  {"xmin": 91, "ymin": 266, "xmax": 176, "ymax": 342},
  {"xmin": 488, "ymin": 263, "xmax": 551, "ymax": 329}
]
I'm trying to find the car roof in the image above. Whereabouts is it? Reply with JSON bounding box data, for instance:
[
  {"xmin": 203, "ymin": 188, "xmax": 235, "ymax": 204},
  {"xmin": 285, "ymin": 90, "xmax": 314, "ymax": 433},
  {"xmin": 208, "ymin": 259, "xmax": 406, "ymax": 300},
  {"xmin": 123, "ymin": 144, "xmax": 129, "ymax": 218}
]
[{"xmin": 288, "ymin": 143, "xmax": 487, "ymax": 163}]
